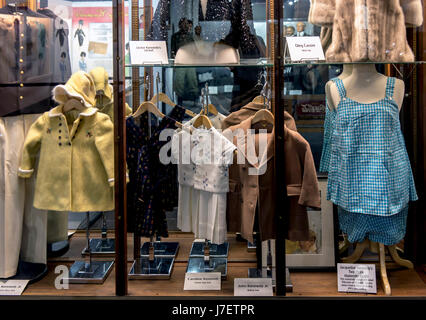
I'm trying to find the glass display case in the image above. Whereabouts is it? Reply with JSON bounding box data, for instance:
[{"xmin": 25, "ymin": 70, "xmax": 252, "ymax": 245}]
[{"xmin": 0, "ymin": 0, "xmax": 425, "ymax": 301}]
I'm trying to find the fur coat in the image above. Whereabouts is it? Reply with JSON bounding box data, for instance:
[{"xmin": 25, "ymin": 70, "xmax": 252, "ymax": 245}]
[{"xmin": 309, "ymin": 0, "xmax": 424, "ymax": 62}]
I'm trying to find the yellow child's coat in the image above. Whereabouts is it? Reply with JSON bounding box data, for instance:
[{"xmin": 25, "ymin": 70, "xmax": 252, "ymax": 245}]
[
  {"xmin": 89, "ymin": 67, "xmax": 133, "ymax": 121},
  {"xmin": 18, "ymin": 105, "xmax": 115, "ymax": 212}
]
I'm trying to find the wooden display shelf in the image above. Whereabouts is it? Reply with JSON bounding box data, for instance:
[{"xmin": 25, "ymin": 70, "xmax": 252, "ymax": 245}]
[{"xmin": 21, "ymin": 232, "xmax": 426, "ymax": 297}]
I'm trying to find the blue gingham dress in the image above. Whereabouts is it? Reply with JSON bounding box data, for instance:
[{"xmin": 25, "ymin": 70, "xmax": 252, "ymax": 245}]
[{"xmin": 327, "ymin": 77, "xmax": 418, "ymax": 245}]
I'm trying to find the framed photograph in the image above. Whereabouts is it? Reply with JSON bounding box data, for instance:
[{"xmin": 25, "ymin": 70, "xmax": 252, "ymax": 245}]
[{"xmin": 262, "ymin": 178, "xmax": 337, "ymax": 270}]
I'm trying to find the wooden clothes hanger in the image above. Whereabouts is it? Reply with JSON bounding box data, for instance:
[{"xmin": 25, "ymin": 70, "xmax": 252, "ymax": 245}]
[
  {"xmin": 132, "ymin": 101, "xmax": 183, "ymax": 128},
  {"xmin": 252, "ymin": 95, "xmax": 266, "ymax": 104},
  {"xmin": 252, "ymin": 108, "xmax": 274, "ymax": 125},
  {"xmin": 192, "ymin": 114, "xmax": 213, "ymax": 129},
  {"xmin": 63, "ymin": 97, "xmax": 86, "ymax": 112},
  {"xmin": 205, "ymin": 104, "xmax": 218, "ymax": 116},
  {"xmin": 150, "ymin": 92, "xmax": 175, "ymax": 107},
  {"xmin": 150, "ymin": 92, "xmax": 197, "ymax": 118}
]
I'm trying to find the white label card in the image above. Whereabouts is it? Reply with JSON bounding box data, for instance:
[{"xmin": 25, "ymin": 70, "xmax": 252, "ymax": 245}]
[
  {"xmin": 0, "ymin": 280, "xmax": 29, "ymax": 296},
  {"xmin": 129, "ymin": 41, "xmax": 169, "ymax": 65},
  {"xmin": 208, "ymin": 86, "xmax": 218, "ymax": 95},
  {"xmin": 184, "ymin": 272, "xmax": 221, "ymax": 291},
  {"xmin": 234, "ymin": 278, "xmax": 273, "ymax": 296},
  {"xmin": 224, "ymin": 85, "xmax": 233, "ymax": 93},
  {"xmin": 337, "ymin": 263, "xmax": 377, "ymax": 294},
  {"xmin": 286, "ymin": 36, "xmax": 325, "ymax": 62}
]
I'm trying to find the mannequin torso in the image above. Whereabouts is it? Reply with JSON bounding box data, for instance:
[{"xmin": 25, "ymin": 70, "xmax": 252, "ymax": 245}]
[
  {"xmin": 328, "ymin": 64, "xmax": 404, "ymax": 111},
  {"xmin": 325, "ymin": 64, "xmax": 353, "ymax": 110}
]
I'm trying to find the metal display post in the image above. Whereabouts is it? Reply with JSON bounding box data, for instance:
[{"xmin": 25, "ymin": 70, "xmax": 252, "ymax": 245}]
[
  {"xmin": 66, "ymin": 212, "xmax": 114, "ymax": 284},
  {"xmin": 82, "ymin": 211, "xmax": 115, "ymax": 256}
]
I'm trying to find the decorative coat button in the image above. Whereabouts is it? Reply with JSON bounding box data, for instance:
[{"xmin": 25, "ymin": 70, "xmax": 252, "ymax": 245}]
[
  {"xmin": 59, "ymin": 136, "xmax": 61, "ymax": 139},
  {"xmin": 59, "ymin": 123, "xmax": 62, "ymax": 126},
  {"xmin": 59, "ymin": 143, "xmax": 62, "ymax": 146},
  {"xmin": 68, "ymin": 143, "xmax": 71, "ymax": 146},
  {"xmin": 59, "ymin": 130, "xmax": 61, "ymax": 133},
  {"xmin": 19, "ymin": 59, "xmax": 23, "ymax": 63},
  {"xmin": 19, "ymin": 96, "xmax": 23, "ymax": 100},
  {"xmin": 20, "ymin": 83, "xmax": 23, "ymax": 87}
]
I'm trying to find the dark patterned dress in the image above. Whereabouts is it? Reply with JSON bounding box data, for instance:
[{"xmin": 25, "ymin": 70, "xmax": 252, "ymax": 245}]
[{"xmin": 126, "ymin": 106, "xmax": 185, "ymax": 237}]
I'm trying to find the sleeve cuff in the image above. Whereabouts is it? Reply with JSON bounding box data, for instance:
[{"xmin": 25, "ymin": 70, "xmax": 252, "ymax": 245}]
[
  {"xmin": 18, "ymin": 168, "xmax": 34, "ymax": 178},
  {"xmin": 108, "ymin": 174, "xmax": 129, "ymax": 186},
  {"xmin": 299, "ymin": 197, "xmax": 321, "ymax": 209}
]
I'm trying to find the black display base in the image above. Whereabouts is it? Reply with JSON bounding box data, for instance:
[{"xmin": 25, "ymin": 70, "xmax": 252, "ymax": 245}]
[
  {"xmin": 82, "ymin": 238, "xmax": 115, "ymax": 256},
  {"xmin": 0, "ymin": 261, "xmax": 48, "ymax": 284},
  {"xmin": 66, "ymin": 260, "xmax": 114, "ymax": 284},
  {"xmin": 141, "ymin": 241, "xmax": 179, "ymax": 257},
  {"xmin": 189, "ymin": 241, "xmax": 229, "ymax": 257},
  {"xmin": 247, "ymin": 241, "xmax": 257, "ymax": 252},
  {"xmin": 186, "ymin": 257, "xmax": 228, "ymax": 280},
  {"xmin": 129, "ymin": 257, "xmax": 175, "ymax": 279},
  {"xmin": 47, "ymin": 240, "xmax": 70, "ymax": 258}
]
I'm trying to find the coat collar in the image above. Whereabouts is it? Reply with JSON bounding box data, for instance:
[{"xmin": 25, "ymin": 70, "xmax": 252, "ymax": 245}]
[
  {"xmin": 232, "ymin": 115, "xmax": 276, "ymax": 169},
  {"xmin": 48, "ymin": 105, "xmax": 98, "ymax": 118},
  {"xmin": 241, "ymin": 102, "xmax": 264, "ymax": 112}
]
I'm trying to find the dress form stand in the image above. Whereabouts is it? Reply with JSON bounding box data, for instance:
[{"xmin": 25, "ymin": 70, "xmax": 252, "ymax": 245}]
[
  {"xmin": 247, "ymin": 210, "xmax": 293, "ymax": 292},
  {"xmin": 342, "ymin": 240, "xmax": 414, "ymax": 296},
  {"xmin": 187, "ymin": 238, "xmax": 228, "ymax": 280},
  {"xmin": 186, "ymin": 88, "xmax": 229, "ymax": 279},
  {"xmin": 128, "ymin": 234, "xmax": 176, "ymax": 279},
  {"xmin": 81, "ymin": 210, "xmax": 115, "ymax": 256},
  {"xmin": 128, "ymin": 74, "xmax": 178, "ymax": 279},
  {"xmin": 329, "ymin": 64, "xmax": 410, "ymax": 296},
  {"xmin": 82, "ymin": 93, "xmax": 115, "ymax": 256},
  {"xmin": 67, "ymin": 212, "xmax": 114, "ymax": 283}
]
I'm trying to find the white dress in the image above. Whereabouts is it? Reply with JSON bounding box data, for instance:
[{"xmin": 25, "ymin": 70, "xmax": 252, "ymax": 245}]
[
  {"xmin": 172, "ymin": 123, "xmax": 235, "ymax": 244},
  {"xmin": 171, "ymin": 124, "xmax": 198, "ymax": 233},
  {"xmin": 0, "ymin": 114, "xmax": 47, "ymax": 278}
]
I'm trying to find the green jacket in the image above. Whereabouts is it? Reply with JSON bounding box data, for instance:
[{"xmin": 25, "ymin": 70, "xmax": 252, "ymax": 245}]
[{"xmin": 18, "ymin": 105, "xmax": 115, "ymax": 212}]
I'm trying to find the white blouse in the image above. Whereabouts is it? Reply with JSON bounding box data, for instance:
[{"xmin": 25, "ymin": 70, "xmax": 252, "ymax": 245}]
[
  {"xmin": 191, "ymin": 127, "xmax": 236, "ymax": 193},
  {"xmin": 171, "ymin": 124, "xmax": 236, "ymax": 244}
]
